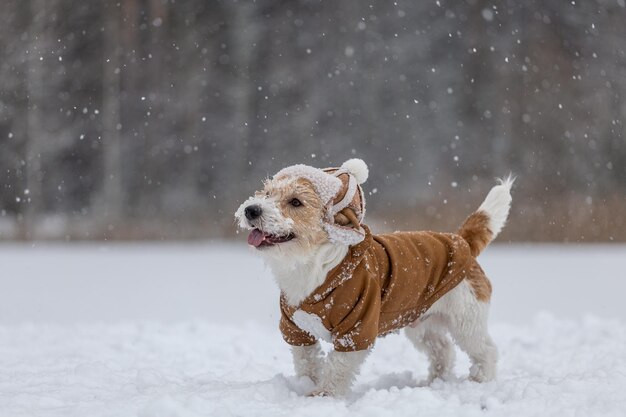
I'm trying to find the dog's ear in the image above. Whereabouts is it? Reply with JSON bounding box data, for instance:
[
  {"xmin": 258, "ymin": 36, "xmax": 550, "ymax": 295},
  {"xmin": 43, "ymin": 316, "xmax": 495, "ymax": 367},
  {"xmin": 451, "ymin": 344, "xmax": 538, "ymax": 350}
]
[{"xmin": 334, "ymin": 208, "xmax": 360, "ymax": 228}]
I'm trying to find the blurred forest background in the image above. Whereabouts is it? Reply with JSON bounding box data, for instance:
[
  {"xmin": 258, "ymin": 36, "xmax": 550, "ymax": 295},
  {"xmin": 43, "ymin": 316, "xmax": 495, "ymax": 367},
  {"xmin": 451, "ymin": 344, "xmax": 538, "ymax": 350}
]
[{"xmin": 0, "ymin": 0, "xmax": 625, "ymax": 242}]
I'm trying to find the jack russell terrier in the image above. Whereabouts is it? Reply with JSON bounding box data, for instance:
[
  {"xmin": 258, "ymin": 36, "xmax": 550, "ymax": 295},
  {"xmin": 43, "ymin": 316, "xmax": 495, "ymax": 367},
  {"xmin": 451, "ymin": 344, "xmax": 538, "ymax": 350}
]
[{"xmin": 235, "ymin": 159, "xmax": 513, "ymax": 396}]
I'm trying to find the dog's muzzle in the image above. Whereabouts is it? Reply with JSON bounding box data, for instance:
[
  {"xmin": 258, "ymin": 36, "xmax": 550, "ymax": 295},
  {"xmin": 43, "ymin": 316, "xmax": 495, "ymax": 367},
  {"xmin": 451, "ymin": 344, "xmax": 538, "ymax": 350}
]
[{"xmin": 235, "ymin": 196, "xmax": 296, "ymax": 248}]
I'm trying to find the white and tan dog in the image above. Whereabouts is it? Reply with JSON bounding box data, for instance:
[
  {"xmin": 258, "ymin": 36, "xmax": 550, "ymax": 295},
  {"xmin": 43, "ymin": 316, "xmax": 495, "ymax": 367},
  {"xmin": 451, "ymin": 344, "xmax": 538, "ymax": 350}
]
[{"xmin": 235, "ymin": 159, "xmax": 513, "ymax": 396}]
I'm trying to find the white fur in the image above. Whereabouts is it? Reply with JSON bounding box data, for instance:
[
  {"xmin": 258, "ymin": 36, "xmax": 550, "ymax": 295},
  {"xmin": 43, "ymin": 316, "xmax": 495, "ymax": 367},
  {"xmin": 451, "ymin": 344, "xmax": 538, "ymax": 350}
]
[
  {"xmin": 478, "ymin": 175, "xmax": 515, "ymax": 239},
  {"xmin": 340, "ymin": 158, "xmax": 369, "ymax": 184},
  {"xmin": 312, "ymin": 350, "xmax": 369, "ymax": 397},
  {"xmin": 419, "ymin": 280, "xmax": 498, "ymax": 382},
  {"xmin": 234, "ymin": 195, "xmax": 294, "ymax": 236},
  {"xmin": 292, "ymin": 342, "xmax": 324, "ymax": 384},
  {"xmin": 405, "ymin": 313, "xmax": 456, "ymax": 383},
  {"xmin": 292, "ymin": 310, "xmax": 332, "ymax": 342},
  {"xmin": 264, "ymin": 242, "xmax": 349, "ymax": 307},
  {"xmin": 292, "ymin": 345, "xmax": 369, "ymax": 397}
]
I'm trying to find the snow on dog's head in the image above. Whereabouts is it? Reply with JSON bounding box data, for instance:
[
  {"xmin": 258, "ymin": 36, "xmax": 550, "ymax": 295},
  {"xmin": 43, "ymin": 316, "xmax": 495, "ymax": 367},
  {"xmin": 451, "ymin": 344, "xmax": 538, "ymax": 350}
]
[{"xmin": 235, "ymin": 159, "xmax": 369, "ymax": 255}]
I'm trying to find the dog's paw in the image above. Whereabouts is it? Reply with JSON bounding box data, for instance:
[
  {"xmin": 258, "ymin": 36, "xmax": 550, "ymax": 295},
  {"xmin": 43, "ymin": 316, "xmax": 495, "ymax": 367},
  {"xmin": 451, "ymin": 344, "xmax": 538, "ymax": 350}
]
[
  {"xmin": 469, "ymin": 363, "xmax": 496, "ymax": 383},
  {"xmin": 307, "ymin": 389, "xmax": 332, "ymax": 397},
  {"xmin": 415, "ymin": 379, "xmax": 431, "ymax": 388}
]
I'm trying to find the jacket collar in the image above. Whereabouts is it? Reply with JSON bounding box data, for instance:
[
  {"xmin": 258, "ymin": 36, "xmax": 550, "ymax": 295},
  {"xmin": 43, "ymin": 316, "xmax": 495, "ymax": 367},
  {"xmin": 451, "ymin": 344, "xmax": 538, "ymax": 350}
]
[{"xmin": 300, "ymin": 225, "xmax": 373, "ymax": 305}]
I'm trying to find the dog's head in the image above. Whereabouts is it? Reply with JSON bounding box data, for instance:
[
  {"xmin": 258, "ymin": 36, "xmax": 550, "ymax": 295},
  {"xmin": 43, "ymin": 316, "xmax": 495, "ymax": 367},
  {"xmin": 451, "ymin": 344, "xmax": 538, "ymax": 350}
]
[{"xmin": 235, "ymin": 159, "xmax": 369, "ymax": 256}]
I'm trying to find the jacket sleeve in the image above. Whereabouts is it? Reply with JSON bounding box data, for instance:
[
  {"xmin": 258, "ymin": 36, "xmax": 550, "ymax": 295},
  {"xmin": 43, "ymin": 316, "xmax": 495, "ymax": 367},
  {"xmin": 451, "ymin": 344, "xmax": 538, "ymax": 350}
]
[
  {"xmin": 279, "ymin": 298, "xmax": 317, "ymax": 347},
  {"xmin": 330, "ymin": 265, "xmax": 380, "ymax": 352}
]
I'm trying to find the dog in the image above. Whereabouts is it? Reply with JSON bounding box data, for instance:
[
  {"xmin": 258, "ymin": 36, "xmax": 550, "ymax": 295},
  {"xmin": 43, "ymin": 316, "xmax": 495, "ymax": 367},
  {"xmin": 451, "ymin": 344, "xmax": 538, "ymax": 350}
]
[{"xmin": 235, "ymin": 159, "xmax": 513, "ymax": 396}]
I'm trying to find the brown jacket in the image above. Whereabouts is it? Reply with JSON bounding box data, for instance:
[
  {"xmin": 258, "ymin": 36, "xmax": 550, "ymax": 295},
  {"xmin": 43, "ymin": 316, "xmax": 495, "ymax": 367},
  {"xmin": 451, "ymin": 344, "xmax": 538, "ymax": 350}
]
[{"xmin": 280, "ymin": 226, "xmax": 475, "ymax": 351}]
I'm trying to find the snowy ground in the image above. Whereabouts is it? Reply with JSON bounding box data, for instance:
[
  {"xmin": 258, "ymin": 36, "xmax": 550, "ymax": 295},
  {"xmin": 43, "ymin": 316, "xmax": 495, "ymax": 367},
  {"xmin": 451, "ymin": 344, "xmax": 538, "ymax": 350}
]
[{"xmin": 1, "ymin": 242, "xmax": 626, "ymax": 416}]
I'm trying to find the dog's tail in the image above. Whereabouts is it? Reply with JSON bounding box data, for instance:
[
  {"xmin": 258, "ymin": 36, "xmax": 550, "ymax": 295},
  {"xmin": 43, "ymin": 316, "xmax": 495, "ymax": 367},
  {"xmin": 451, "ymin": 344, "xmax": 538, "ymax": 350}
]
[{"xmin": 458, "ymin": 175, "xmax": 515, "ymax": 257}]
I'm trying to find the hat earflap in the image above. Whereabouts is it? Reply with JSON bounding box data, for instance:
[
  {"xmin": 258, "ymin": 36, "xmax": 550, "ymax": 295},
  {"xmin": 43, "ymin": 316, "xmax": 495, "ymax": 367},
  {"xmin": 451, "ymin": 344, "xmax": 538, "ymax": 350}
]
[
  {"xmin": 334, "ymin": 207, "xmax": 360, "ymax": 228},
  {"xmin": 324, "ymin": 159, "xmax": 369, "ymax": 245},
  {"xmin": 323, "ymin": 222, "xmax": 366, "ymax": 245}
]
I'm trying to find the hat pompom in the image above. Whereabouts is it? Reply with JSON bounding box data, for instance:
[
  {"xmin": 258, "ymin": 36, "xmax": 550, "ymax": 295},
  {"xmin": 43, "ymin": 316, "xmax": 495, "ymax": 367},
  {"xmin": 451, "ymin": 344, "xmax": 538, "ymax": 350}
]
[{"xmin": 341, "ymin": 158, "xmax": 369, "ymax": 184}]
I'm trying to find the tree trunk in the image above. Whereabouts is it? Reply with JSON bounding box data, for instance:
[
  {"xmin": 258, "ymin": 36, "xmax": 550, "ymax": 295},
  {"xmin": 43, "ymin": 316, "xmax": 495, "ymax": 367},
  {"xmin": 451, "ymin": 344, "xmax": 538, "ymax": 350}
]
[
  {"xmin": 99, "ymin": 1, "xmax": 124, "ymax": 227},
  {"xmin": 22, "ymin": 0, "xmax": 49, "ymax": 239}
]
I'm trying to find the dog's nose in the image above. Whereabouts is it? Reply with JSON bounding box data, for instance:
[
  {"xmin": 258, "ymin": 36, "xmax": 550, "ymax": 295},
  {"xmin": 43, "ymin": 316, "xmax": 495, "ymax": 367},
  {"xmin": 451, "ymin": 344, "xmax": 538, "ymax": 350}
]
[{"xmin": 244, "ymin": 204, "xmax": 263, "ymax": 220}]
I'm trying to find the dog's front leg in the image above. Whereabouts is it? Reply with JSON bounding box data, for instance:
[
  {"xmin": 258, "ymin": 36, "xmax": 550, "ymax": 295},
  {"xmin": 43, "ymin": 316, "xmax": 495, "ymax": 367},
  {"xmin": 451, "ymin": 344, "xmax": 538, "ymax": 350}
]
[
  {"xmin": 311, "ymin": 349, "xmax": 369, "ymax": 397},
  {"xmin": 292, "ymin": 342, "xmax": 324, "ymax": 384}
]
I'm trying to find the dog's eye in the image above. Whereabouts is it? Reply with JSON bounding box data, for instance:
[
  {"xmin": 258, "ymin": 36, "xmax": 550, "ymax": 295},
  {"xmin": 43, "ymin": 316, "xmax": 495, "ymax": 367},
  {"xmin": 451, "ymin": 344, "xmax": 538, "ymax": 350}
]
[{"xmin": 289, "ymin": 198, "xmax": 303, "ymax": 207}]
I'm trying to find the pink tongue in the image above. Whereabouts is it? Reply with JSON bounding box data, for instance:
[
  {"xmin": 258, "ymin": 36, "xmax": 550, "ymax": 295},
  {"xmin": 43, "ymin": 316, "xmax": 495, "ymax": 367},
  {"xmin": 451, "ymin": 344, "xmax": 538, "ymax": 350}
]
[{"xmin": 248, "ymin": 229, "xmax": 267, "ymax": 247}]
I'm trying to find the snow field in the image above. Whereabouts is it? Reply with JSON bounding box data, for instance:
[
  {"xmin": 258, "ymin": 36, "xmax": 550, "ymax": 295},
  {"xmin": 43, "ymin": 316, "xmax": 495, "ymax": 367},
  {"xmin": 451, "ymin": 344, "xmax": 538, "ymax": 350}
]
[
  {"xmin": 0, "ymin": 243, "xmax": 625, "ymax": 416},
  {"xmin": 1, "ymin": 314, "xmax": 626, "ymax": 417}
]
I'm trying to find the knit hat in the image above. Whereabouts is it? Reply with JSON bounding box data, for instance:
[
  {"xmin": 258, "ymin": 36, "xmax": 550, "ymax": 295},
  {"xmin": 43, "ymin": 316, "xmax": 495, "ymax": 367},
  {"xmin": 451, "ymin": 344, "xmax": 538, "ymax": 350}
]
[{"xmin": 273, "ymin": 159, "xmax": 369, "ymax": 245}]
